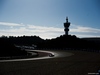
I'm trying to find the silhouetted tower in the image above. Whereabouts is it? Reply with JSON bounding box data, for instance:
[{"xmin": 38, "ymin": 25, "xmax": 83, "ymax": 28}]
[{"xmin": 64, "ymin": 17, "xmax": 70, "ymax": 35}]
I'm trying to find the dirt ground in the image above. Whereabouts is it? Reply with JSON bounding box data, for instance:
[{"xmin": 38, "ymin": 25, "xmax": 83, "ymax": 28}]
[{"xmin": 0, "ymin": 50, "xmax": 100, "ymax": 75}]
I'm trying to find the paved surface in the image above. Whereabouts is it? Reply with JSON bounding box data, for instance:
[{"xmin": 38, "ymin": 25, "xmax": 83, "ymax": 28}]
[
  {"xmin": 0, "ymin": 50, "xmax": 100, "ymax": 75},
  {"xmin": 0, "ymin": 50, "xmax": 73, "ymax": 62}
]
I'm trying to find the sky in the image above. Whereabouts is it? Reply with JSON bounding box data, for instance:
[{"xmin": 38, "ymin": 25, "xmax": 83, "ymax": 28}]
[{"xmin": 0, "ymin": 0, "xmax": 100, "ymax": 39}]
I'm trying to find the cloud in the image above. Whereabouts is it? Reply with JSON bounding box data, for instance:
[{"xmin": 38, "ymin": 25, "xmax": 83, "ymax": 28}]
[
  {"xmin": 0, "ymin": 22, "xmax": 100, "ymax": 39},
  {"xmin": 27, "ymin": 25, "xmax": 63, "ymax": 33},
  {"xmin": 0, "ymin": 22, "xmax": 64, "ymax": 39},
  {"xmin": 69, "ymin": 24, "xmax": 100, "ymax": 37},
  {"xmin": 0, "ymin": 22, "xmax": 24, "ymax": 26},
  {"xmin": 70, "ymin": 24, "xmax": 100, "ymax": 33}
]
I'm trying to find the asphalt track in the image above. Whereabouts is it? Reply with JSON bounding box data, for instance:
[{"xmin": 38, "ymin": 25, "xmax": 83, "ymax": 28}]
[
  {"xmin": 0, "ymin": 50, "xmax": 73, "ymax": 62},
  {"xmin": 0, "ymin": 50, "xmax": 100, "ymax": 75}
]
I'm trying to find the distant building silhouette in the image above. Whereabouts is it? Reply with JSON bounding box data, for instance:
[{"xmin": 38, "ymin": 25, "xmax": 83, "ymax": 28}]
[{"xmin": 64, "ymin": 17, "xmax": 70, "ymax": 35}]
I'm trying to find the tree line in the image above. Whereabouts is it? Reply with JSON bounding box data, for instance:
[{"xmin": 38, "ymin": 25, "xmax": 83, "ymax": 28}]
[{"xmin": 0, "ymin": 35, "xmax": 100, "ymax": 57}]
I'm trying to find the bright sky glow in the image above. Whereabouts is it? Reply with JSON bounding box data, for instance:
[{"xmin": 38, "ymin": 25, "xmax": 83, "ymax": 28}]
[{"xmin": 0, "ymin": 0, "xmax": 100, "ymax": 39}]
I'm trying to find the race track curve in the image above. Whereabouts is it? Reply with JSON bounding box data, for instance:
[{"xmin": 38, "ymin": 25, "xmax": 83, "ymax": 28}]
[{"xmin": 0, "ymin": 50, "xmax": 73, "ymax": 62}]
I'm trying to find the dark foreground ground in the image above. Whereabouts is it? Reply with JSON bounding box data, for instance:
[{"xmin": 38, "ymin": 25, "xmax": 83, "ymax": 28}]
[{"xmin": 0, "ymin": 50, "xmax": 100, "ymax": 75}]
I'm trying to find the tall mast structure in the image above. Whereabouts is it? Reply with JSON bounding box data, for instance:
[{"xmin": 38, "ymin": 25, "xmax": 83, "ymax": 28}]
[{"xmin": 64, "ymin": 17, "xmax": 70, "ymax": 35}]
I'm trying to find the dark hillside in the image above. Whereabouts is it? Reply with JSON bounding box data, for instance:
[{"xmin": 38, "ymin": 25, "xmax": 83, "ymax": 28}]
[
  {"xmin": 7, "ymin": 36, "xmax": 44, "ymax": 46},
  {"xmin": 37, "ymin": 35, "xmax": 100, "ymax": 50},
  {"xmin": 0, "ymin": 35, "xmax": 100, "ymax": 57},
  {"xmin": 0, "ymin": 38, "xmax": 27, "ymax": 57}
]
